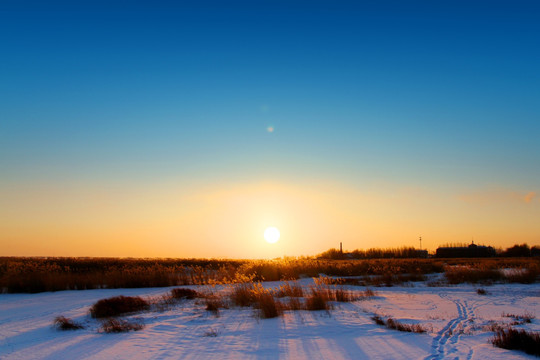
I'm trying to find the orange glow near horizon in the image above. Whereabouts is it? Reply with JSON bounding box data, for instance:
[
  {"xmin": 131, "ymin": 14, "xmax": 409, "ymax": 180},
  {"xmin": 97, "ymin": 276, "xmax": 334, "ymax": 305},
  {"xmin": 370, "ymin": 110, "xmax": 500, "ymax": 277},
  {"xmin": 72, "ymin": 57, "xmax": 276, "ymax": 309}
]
[{"xmin": 1, "ymin": 179, "xmax": 539, "ymax": 258}]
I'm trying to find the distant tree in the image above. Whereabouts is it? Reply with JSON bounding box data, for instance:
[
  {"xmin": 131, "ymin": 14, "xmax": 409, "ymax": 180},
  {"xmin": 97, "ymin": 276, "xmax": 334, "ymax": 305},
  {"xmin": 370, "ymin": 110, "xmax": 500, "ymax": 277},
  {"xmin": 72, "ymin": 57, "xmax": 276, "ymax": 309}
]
[
  {"xmin": 503, "ymin": 244, "xmax": 531, "ymax": 257},
  {"xmin": 317, "ymin": 248, "xmax": 344, "ymax": 260}
]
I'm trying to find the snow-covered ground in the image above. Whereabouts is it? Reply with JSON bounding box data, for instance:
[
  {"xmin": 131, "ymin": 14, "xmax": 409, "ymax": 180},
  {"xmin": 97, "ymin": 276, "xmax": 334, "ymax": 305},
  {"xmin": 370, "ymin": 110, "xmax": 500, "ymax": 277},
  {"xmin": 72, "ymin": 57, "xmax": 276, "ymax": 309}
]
[{"xmin": 1, "ymin": 279, "xmax": 539, "ymax": 359}]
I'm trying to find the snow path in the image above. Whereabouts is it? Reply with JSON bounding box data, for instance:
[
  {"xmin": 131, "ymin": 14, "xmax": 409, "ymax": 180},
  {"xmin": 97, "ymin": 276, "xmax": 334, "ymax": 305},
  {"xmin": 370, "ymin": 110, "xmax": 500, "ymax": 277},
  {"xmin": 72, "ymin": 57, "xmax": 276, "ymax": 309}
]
[
  {"xmin": 1, "ymin": 282, "xmax": 539, "ymax": 359},
  {"xmin": 424, "ymin": 295, "xmax": 473, "ymax": 360}
]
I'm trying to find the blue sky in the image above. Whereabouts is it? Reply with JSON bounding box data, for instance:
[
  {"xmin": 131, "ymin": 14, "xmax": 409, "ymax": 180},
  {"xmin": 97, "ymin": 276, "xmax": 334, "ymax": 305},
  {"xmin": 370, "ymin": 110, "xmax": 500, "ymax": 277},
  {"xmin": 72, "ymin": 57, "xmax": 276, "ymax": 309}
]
[{"xmin": 1, "ymin": 1, "xmax": 539, "ymax": 256}]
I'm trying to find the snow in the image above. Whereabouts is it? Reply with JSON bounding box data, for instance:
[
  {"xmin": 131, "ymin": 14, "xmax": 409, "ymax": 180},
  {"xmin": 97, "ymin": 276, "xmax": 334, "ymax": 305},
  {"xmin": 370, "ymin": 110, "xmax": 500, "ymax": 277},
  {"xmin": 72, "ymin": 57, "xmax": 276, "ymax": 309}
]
[{"xmin": 1, "ymin": 279, "xmax": 539, "ymax": 359}]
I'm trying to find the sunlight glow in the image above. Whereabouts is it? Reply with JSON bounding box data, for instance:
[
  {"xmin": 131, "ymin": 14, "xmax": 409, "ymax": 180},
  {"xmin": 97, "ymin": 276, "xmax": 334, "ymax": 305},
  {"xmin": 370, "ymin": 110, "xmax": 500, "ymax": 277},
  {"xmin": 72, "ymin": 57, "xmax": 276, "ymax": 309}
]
[{"xmin": 264, "ymin": 226, "xmax": 280, "ymax": 243}]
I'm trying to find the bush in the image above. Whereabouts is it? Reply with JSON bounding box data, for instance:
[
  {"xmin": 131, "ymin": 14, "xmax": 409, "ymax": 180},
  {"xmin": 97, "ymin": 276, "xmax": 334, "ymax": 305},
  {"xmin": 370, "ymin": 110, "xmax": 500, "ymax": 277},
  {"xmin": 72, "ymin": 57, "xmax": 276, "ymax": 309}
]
[
  {"xmin": 170, "ymin": 288, "xmax": 199, "ymax": 299},
  {"xmin": 477, "ymin": 288, "xmax": 487, "ymax": 295},
  {"xmin": 100, "ymin": 318, "xmax": 144, "ymax": 333},
  {"xmin": 491, "ymin": 327, "xmax": 540, "ymax": 356},
  {"xmin": 90, "ymin": 296, "xmax": 150, "ymax": 318},
  {"xmin": 53, "ymin": 316, "xmax": 84, "ymax": 330}
]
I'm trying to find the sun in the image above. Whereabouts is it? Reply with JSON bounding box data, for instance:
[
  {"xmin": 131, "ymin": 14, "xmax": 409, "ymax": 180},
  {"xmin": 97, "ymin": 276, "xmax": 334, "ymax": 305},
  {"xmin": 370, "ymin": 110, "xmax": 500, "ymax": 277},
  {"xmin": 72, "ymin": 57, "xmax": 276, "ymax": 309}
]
[{"xmin": 264, "ymin": 227, "xmax": 280, "ymax": 244}]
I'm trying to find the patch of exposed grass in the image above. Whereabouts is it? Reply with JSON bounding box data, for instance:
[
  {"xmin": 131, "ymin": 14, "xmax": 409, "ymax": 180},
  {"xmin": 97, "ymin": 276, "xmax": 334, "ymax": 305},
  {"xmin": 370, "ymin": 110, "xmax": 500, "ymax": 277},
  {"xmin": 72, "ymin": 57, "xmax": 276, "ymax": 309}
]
[
  {"xmin": 90, "ymin": 296, "xmax": 150, "ymax": 318},
  {"xmin": 100, "ymin": 318, "xmax": 144, "ymax": 333},
  {"xmin": 170, "ymin": 288, "xmax": 199, "ymax": 299},
  {"xmin": 445, "ymin": 266, "xmax": 503, "ymax": 284},
  {"xmin": 502, "ymin": 312, "xmax": 535, "ymax": 325},
  {"xmin": 477, "ymin": 288, "xmax": 487, "ymax": 295},
  {"xmin": 204, "ymin": 295, "xmax": 228, "ymax": 315},
  {"xmin": 371, "ymin": 315, "xmax": 386, "ymax": 326},
  {"xmin": 505, "ymin": 267, "xmax": 539, "ymax": 284},
  {"xmin": 251, "ymin": 283, "xmax": 282, "ymax": 318},
  {"xmin": 229, "ymin": 283, "xmax": 257, "ymax": 307},
  {"xmin": 372, "ymin": 315, "xmax": 426, "ymax": 333},
  {"xmin": 305, "ymin": 288, "xmax": 330, "ymax": 311},
  {"xmin": 285, "ymin": 297, "xmax": 303, "ymax": 311},
  {"xmin": 53, "ymin": 316, "xmax": 84, "ymax": 330},
  {"xmin": 491, "ymin": 327, "xmax": 540, "ymax": 356},
  {"xmin": 275, "ymin": 282, "xmax": 304, "ymax": 298}
]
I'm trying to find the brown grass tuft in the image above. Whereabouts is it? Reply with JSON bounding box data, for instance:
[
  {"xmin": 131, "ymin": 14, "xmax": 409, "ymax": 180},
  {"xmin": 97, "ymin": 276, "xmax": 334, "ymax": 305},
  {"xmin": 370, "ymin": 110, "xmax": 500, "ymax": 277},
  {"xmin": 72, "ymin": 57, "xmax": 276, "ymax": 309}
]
[
  {"xmin": 491, "ymin": 327, "xmax": 540, "ymax": 356},
  {"xmin": 170, "ymin": 288, "xmax": 199, "ymax": 299},
  {"xmin": 90, "ymin": 296, "xmax": 150, "ymax": 318},
  {"xmin": 53, "ymin": 316, "xmax": 84, "ymax": 330},
  {"xmin": 372, "ymin": 315, "xmax": 426, "ymax": 333},
  {"xmin": 100, "ymin": 318, "xmax": 144, "ymax": 333},
  {"xmin": 305, "ymin": 288, "xmax": 330, "ymax": 311}
]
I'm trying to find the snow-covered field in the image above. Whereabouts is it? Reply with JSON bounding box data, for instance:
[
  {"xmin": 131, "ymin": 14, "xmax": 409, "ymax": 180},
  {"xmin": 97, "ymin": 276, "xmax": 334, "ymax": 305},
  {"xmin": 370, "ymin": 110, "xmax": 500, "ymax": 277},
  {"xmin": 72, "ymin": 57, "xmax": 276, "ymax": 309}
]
[{"xmin": 1, "ymin": 279, "xmax": 539, "ymax": 359}]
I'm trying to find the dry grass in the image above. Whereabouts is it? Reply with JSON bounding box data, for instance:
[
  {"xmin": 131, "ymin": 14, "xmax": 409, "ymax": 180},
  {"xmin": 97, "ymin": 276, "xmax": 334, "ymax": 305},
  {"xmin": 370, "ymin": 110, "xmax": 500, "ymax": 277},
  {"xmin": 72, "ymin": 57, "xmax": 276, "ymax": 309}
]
[
  {"xmin": 305, "ymin": 288, "xmax": 330, "ymax": 311},
  {"xmin": 372, "ymin": 315, "xmax": 426, "ymax": 333},
  {"xmin": 505, "ymin": 267, "xmax": 539, "ymax": 284},
  {"xmin": 491, "ymin": 326, "xmax": 540, "ymax": 356},
  {"xmin": 170, "ymin": 288, "xmax": 199, "ymax": 299},
  {"xmin": 502, "ymin": 311, "xmax": 535, "ymax": 325},
  {"xmin": 2, "ymin": 257, "xmax": 537, "ymax": 293},
  {"xmin": 53, "ymin": 316, "xmax": 84, "ymax": 330},
  {"xmin": 203, "ymin": 294, "xmax": 228, "ymax": 315},
  {"xmin": 100, "ymin": 318, "xmax": 144, "ymax": 333},
  {"xmin": 275, "ymin": 281, "xmax": 304, "ymax": 298},
  {"xmin": 285, "ymin": 297, "xmax": 303, "ymax": 311},
  {"xmin": 89, "ymin": 296, "xmax": 150, "ymax": 318},
  {"xmin": 251, "ymin": 284, "xmax": 282, "ymax": 319},
  {"xmin": 230, "ymin": 283, "xmax": 257, "ymax": 307},
  {"xmin": 445, "ymin": 266, "xmax": 502, "ymax": 284}
]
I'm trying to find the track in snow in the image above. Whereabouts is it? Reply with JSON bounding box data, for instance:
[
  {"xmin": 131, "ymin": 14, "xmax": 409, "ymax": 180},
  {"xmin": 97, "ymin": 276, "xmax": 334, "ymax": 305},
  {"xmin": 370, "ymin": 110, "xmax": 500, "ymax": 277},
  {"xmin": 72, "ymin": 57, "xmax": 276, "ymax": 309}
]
[{"xmin": 424, "ymin": 295, "xmax": 475, "ymax": 360}]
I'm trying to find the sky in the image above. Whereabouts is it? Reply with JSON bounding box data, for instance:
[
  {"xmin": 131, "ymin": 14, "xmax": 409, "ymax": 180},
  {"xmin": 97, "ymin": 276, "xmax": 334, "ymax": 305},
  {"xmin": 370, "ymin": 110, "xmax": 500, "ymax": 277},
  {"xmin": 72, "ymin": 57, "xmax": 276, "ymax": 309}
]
[{"xmin": 1, "ymin": 1, "xmax": 540, "ymax": 258}]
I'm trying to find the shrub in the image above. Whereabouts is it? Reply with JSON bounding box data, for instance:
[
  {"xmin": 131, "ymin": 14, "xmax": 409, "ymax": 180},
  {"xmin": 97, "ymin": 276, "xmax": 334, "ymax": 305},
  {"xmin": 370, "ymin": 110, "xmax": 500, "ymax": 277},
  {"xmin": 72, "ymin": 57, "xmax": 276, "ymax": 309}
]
[
  {"xmin": 100, "ymin": 318, "xmax": 144, "ymax": 333},
  {"xmin": 491, "ymin": 327, "xmax": 540, "ymax": 356},
  {"xmin": 477, "ymin": 288, "xmax": 487, "ymax": 295},
  {"xmin": 170, "ymin": 288, "xmax": 199, "ymax": 299},
  {"xmin": 90, "ymin": 296, "xmax": 150, "ymax": 318},
  {"xmin": 53, "ymin": 316, "xmax": 84, "ymax": 330}
]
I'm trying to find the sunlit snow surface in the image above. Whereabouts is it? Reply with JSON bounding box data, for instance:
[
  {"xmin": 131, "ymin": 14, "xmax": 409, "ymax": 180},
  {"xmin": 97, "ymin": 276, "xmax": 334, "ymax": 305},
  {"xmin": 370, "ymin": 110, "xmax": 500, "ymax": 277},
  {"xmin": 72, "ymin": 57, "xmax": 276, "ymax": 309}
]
[{"xmin": 1, "ymin": 279, "xmax": 539, "ymax": 359}]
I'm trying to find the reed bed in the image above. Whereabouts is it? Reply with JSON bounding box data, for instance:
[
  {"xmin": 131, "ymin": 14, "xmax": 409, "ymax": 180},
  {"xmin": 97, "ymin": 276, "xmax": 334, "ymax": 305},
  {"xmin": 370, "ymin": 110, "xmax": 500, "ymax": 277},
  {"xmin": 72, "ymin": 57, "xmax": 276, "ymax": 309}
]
[{"xmin": 1, "ymin": 257, "xmax": 538, "ymax": 293}]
